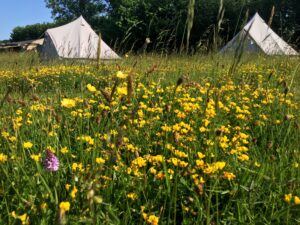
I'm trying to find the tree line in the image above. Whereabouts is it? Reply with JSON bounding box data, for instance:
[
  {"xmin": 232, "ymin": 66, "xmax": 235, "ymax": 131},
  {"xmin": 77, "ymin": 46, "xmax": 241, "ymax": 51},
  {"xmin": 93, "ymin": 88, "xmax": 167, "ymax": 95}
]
[{"xmin": 7, "ymin": 0, "xmax": 300, "ymax": 53}]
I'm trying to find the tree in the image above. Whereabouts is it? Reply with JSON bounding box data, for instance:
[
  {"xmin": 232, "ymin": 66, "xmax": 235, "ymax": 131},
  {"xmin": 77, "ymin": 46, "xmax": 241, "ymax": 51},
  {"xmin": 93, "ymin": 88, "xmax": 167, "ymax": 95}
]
[
  {"xmin": 106, "ymin": 0, "xmax": 188, "ymax": 52},
  {"xmin": 43, "ymin": 0, "xmax": 300, "ymax": 52},
  {"xmin": 45, "ymin": 0, "xmax": 106, "ymax": 25},
  {"xmin": 10, "ymin": 22, "xmax": 58, "ymax": 41}
]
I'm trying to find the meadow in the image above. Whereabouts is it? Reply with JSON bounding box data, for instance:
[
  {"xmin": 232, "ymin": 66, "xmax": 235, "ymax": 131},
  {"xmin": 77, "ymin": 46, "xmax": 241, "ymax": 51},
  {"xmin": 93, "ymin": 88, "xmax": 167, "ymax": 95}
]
[{"xmin": 0, "ymin": 52, "xmax": 300, "ymax": 224}]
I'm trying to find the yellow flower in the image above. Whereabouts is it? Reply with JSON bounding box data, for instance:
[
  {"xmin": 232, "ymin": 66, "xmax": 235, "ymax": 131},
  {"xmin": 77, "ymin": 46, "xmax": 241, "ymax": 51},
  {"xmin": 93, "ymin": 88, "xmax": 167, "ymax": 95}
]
[
  {"xmin": 65, "ymin": 184, "xmax": 71, "ymax": 191},
  {"xmin": 156, "ymin": 171, "xmax": 165, "ymax": 180},
  {"xmin": 60, "ymin": 147, "xmax": 69, "ymax": 154},
  {"xmin": 204, "ymin": 161, "xmax": 226, "ymax": 174},
  {"xmin": 72, "ymin": 163, "xmax": 78, "ymax": 171},
  {"xmin": 294, "ymin": 196, "xmax": 300, "ymax": 205},
  {"xmin": 147, "ymin": 215, "xmax": 159, "ymax": 225},
  {"xmin": 254, "ymin": 162, "xmax": 261, "ymax": 167},
  {"xmin": 96, "ymin": 157, "xmax": 106, "ymax": 164},
  {"xmin": 199, "ymin": 127, "xmax": 207, "ymax": 133},
  {"xmin": 274, "ymin": 119, "xmax": 281, "ymax": 124},
  {"xmin": 219, "ymin": 136, "xmax": 229, "ymax": 149},
  {"xmin": 9, "ymin": 136, "xmax": 17, "ymax": 142},
  {"xmin": 11, "ymin": 211, "xmax": 29, "ymax": 225},
  {"xmin": 110, "ymin": 129, "xmax": 119, "ymax": 136},
  {"xmin": 77, "ymin": 135, "xmax": 94, "ymax": 145},
  {"xmin": 11, "ymin": 211, "xmax": 17, "ymax": 218},
  {"xmin": 117, "ymin": 86, "xmax": 128, "ymax": 96},
  {"xmin": 16, "ymin": 109, "xmax": 23, "ymax": 115},
  {"xmin": 238, "ymin": 154, "xmax": 249, "ymax": 161},
  {"xmin": 18, "ymin": 213, "xmax": 28, "ymax": 224},
  {"xmin": 127, "ymin": 167, "xmax": 132, "ymax": 174},
  {"xmin": 1, "ymin": 131, "xmax": 9, "ymax": 138},
  {"xmin": 47, "ymin": 146, "xmax": 55, "ymax": 153},
  {"xmin": 148, "ymin": 155, "xmax": 164, "ymax": 164},
  {"xmin": 0, "ymin": 153, "xmax": 8, "ymax": 162},
  {"xmin": 127, "ymin": 192, "xmax": 138, "ymax": 200},
  {"xmin": 30, "ymin": 154, "xmax": 41, "ymax": 162},
  {"xmin": 48, "ymin": 131, "xmax": 57, "ymax": 137},
  {"xmin": 23, "ymin": 142, "xmax": 33, "ymax": 149},
  {"xmin": 131, "ymin": 157, "xmax": 147, "ymax": 168},
  {"xmin": 197, "ymin": 152, "xmax": 205, "ymax": 159},
  {"xmin": 167, "ymin": 169, "xmax": 174, "ymax": 175},
  {"xmin": 72, "ymin": 162, "xmax": 84, "ymax": 172},
  {"xmin": 116, "ymin": 71, "xmax": 127, "ymax": 79},
  {"xmin": 87, "ymin": 84, "xmax": 97, "ymax": 92},
  {"xmin": 61, "ymin": 98, "xmax": 76, "ymax": 108},
  {"xmin": 70, "ymin": 186, "xmax": 78, "ymax": 199},
  {"xmin": 196, "ymin": 159, "xmax": 204, "ymax": 168},
  {"xmin": 179, "ymin": 160, "xmax": 188, "ymax": 168},
  {"xmin": 223, "ymin": 171, "xmax": 236, "ymax": 180},
  {"xmin": 284, "ymin": 193, "xmax": 292, "ymax": 203},
  {"xmin": 149, "ymin": 167, "xmax": 157, "ymax": 174},
  {"xmin": 126, "ymin": 144, "xmax": 138, "ymax": 153},
  {"xmin": 40, "ymin": 202, "xmax": 48, "ymax": 209},
  {"xmin": 169, "ymin": 157, "xmax": 178, "ymax": 166},
  {"xmin": 142, "ymin": 212, "xmax": 148, "ymax": 220},
  {"xmin": 59, "ymin": 201, "xmax": 70, "ymax": 212},
  {"xmin": 214, "ymin": 161, "xmax": 226, "ymax": 170}
]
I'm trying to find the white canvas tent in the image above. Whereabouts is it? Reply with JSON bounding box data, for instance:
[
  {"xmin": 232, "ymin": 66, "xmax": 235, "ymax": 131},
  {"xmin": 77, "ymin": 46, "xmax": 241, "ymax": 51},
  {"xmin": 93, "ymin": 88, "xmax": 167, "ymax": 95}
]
[
  {"xmin": 220, "ymin": 13, "xmax": 298, "ymax": 55},
  {"xmin": 40, "ymin": 16, "xmax": 120, "ymax": 60}
]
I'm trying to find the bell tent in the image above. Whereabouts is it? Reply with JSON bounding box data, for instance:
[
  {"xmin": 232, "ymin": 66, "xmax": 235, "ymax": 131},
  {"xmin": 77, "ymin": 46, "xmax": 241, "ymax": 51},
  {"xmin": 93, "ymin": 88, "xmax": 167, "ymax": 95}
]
[
  {"xmin": 40, "ymin": 16, "xmax": 120, "ymax": 60},
  {"xmin": 220, "ymin": 13, "xmax": 298, "ymax": 55}
]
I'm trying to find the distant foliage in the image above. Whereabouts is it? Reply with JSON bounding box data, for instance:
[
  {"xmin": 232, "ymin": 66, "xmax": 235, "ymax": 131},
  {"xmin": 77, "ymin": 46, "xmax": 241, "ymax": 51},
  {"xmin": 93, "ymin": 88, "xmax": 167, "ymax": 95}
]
[
  {"xmin": 44, "ymin": 0, "xmax": 106, "ymax": 26},
  {"xmin": 10, "ymin": 23, "xmax": 58, "ymax": 42},
  {"xmin": 9, "ymin": 0, "xmax": 300, "ymax": 51}
]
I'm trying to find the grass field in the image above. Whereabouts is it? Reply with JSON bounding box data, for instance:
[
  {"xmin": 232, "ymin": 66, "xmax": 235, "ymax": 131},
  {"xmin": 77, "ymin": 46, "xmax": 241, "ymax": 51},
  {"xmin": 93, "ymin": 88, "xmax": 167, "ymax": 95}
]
[{"xmin": 0, "ymin": 52, "xmax": 300, "ymax": 224}]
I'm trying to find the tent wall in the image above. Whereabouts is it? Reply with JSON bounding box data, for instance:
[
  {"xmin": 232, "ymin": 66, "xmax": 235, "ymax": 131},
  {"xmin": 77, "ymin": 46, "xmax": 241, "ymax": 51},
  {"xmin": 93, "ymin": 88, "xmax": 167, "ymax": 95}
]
[
  {"xmin": 39, "ymin": 33, "xmax": 59, "ymax": 60},
  {"xmin": 220, "ymin": 31, "xmax": 262, "ymax": 54}
]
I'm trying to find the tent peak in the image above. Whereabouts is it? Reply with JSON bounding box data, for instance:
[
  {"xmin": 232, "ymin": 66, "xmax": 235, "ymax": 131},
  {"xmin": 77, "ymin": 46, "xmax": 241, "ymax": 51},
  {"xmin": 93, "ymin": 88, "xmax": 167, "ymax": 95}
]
[
  {"xmin": 78, "ymin": 15, "xmax": 85, "ymax": 21},
  {"xmin": 253, "ymin": 13, "xmax": 264, "ymax": 21},
  {"xmin": 254, "ymin": 12, "xmax": 260, "ymax": 17},
  {"xmin": 246, "ymin": 13, "xmax": 264, "ymax": 26},
  {"xmin": 74, "ymin": 15, "xmax": 86, "ymax": 23}
]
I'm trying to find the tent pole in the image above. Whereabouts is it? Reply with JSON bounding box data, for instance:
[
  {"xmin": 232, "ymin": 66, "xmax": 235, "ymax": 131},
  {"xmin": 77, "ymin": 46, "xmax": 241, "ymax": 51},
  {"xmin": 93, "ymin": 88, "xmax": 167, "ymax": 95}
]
[
  {"xmin": 268, "ymin": 6, "xmax": 275, "ymax": 27},
  {"xmin": 97, "ymin": 33, "xmax": 101, "ymax": 69}
]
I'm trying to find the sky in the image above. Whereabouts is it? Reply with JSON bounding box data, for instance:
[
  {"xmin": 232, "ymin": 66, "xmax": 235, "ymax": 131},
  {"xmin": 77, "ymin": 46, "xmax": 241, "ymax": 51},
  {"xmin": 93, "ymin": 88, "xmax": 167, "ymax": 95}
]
[{"xmin": 0, "ymin": 0, "xmax": 53, "ymax": 40}]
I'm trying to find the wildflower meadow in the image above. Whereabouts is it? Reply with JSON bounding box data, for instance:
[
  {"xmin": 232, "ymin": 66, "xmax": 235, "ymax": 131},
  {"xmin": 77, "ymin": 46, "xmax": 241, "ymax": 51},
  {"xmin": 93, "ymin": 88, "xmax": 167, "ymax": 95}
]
[{"xmin": 0, "ymin": 53, "xmax": 300, "ymax": 224}]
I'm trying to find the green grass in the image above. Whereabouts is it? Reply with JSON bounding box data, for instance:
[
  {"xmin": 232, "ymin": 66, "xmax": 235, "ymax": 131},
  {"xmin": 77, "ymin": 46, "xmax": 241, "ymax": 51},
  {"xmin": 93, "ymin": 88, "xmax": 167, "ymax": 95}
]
[{"xmin": 0, "ymin": 52, "xmax": 300, "ymax": 224}]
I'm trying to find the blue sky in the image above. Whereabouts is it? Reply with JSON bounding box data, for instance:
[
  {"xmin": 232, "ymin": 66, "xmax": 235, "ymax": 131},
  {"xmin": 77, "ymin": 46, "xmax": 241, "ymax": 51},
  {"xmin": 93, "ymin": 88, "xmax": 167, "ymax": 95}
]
[{"xmin": 0, "ymin": 0, "xmax": 53, "ymax": 40}]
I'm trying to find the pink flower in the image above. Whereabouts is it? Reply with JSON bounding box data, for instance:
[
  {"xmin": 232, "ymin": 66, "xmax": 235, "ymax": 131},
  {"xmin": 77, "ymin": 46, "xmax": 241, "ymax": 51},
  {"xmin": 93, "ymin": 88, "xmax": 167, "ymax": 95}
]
[{"xmin": 43, "ymin": 149, "xmax": 59, "ymax": 171}]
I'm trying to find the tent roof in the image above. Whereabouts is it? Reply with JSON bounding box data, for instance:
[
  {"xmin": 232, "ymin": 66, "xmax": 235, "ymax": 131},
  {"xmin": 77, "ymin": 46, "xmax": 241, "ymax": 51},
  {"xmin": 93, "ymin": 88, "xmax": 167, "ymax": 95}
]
[
  {"xmin": 221, "ymin": 13, "xmax": 298, "ymax": 55},
  {"xmin": 45, "ymin": 16, "xmax": 120, "ymax": 59}
]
